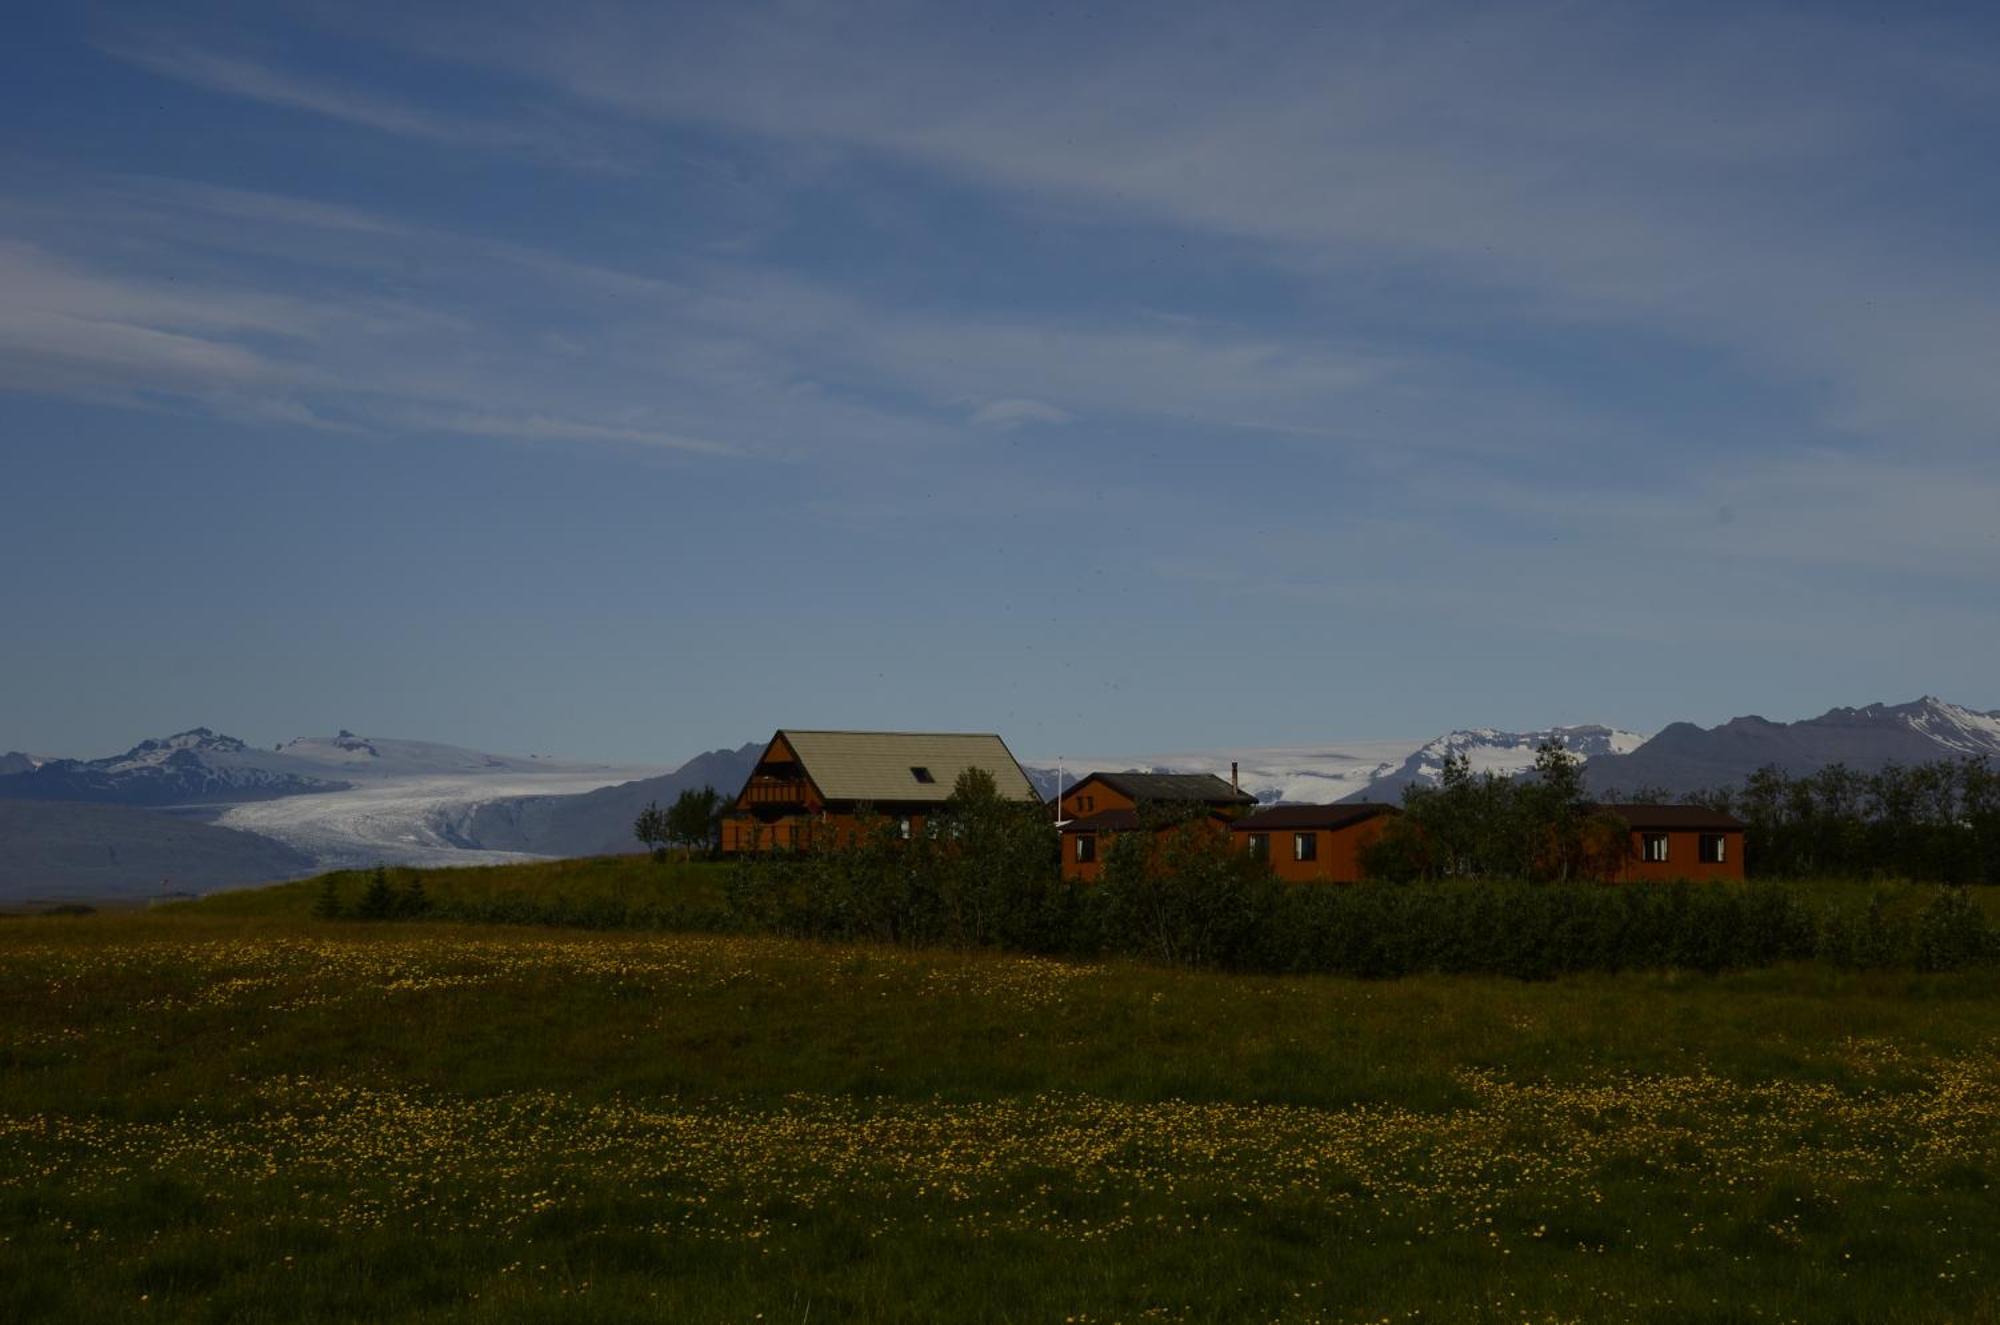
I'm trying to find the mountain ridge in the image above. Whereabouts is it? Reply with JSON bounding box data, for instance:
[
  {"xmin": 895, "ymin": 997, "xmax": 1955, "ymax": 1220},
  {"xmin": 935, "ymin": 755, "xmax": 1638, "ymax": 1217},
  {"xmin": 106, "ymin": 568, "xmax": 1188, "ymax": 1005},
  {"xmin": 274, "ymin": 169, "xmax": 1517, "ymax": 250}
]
[{"xmin": 1585, "ymin": 697, "xmax": 2000, "ymax": 796}]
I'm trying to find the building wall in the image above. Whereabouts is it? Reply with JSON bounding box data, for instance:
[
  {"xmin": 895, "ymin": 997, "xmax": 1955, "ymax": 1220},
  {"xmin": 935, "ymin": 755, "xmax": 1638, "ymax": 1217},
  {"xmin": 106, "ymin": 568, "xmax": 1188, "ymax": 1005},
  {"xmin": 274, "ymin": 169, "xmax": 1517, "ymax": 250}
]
[
  {"xmin": 1058, "ymin": 818, "xmax": 1232, "ymax": 883},
  {"xmin": 1060, "ymin": 829, "xmax": 1114, "ymax": 882},
  {"xmin": 1059, "ymin": 780, "xmax": 1134, "ymax": 820},
  {"xmin": 1608, "ymin": 829, "xmax": 1745, "ymax": 882},
  {"xmin": 1233, "ymin": 818, "xmax": 1389, "ymax": 883}
]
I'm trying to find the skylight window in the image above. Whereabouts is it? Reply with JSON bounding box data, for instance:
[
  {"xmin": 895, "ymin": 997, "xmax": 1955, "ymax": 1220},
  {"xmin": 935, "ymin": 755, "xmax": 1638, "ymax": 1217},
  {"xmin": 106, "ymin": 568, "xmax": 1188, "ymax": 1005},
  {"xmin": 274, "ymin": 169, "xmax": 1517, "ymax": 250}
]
[{"xmin": 911, "ymin": 766, "xmax": 936, "ymax": 784}]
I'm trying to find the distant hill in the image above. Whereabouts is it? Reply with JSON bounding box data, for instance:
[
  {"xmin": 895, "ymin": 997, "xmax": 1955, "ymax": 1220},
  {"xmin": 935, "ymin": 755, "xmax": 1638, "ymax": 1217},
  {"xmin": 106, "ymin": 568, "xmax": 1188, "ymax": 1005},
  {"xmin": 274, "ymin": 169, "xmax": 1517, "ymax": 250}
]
[
  {"xmin": 0, "ymin": 801, "xmax": 316, "ymax": 904},
  {"xmin": 1585, "ymin": 697, "xmax": 2000, "ymax": 796},
  {"xmin": 459, "ymin": 743, "xmax": 763, "ymax": 857}
]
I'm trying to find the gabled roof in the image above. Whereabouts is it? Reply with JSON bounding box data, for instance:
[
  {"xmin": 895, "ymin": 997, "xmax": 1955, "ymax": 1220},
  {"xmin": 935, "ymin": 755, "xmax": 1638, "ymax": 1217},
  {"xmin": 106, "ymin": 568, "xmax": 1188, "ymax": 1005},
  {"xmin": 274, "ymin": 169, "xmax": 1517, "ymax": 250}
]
[
  {"xmin": 1069, "ymin": 770, "xmax": 1256, "ymax": 806},
  {"xmin": 1592, "ymin": 803, "xmax": 1745, "ymax": 831},
  {"xmin": 772, "ymin": 730, "xmax": 1040, "ymax": 805},
  {"xmin": 1233, "ymin": 803, "xmax": 1399, "ymax": 832}
]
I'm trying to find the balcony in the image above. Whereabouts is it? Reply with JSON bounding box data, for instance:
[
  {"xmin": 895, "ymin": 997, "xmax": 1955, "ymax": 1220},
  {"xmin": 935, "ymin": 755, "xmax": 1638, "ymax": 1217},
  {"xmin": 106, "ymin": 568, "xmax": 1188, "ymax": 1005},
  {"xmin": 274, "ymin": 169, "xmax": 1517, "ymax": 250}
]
[{"xmin": 741, "ymin": 778, "xmax": 810, "ymax": 808}]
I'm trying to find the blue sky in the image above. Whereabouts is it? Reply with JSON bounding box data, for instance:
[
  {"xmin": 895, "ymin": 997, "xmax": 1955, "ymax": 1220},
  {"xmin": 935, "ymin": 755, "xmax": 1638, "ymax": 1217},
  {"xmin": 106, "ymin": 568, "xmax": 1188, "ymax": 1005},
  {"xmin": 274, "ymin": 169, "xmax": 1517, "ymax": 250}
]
[{"xmin": 4, "ymin": 1, "xmax": 1998, "ymax": 764}]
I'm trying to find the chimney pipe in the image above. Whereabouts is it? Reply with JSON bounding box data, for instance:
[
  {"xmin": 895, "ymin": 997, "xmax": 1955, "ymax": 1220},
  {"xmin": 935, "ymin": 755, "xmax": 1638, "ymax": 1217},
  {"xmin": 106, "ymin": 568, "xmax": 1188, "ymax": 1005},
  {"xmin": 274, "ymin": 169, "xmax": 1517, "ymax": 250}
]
[{"xmin": 1231, "ymin": 761, "xmax": 1239, "ymax": 793}]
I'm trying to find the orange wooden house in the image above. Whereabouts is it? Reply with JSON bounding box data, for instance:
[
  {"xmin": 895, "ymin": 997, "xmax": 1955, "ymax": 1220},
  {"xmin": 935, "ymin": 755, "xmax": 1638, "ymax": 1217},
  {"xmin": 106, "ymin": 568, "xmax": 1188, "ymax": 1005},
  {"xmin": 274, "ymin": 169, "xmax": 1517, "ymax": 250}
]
[
  {"xmin": 1057, "ymin": 770, "xmax": 1256, "ymax": 881},
  {"xmin": 720, "ymin": 729, "xmax": 1041, "ymax": 854},
  {"xmin": 1229, "ymin": 803, "xmax": 1399, "ymax": 882},
  {"xmin": 1596, "ymin": 804, "xmax": 1746, "ymax": 881}
]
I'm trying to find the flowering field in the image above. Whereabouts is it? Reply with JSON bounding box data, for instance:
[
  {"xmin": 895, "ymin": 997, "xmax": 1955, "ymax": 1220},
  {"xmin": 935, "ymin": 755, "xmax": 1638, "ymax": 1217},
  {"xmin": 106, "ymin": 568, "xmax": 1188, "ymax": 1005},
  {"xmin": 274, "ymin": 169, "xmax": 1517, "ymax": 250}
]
[{"xmin": 2, "ymin": 916, "xmax": 1997, "ymax": 1322}]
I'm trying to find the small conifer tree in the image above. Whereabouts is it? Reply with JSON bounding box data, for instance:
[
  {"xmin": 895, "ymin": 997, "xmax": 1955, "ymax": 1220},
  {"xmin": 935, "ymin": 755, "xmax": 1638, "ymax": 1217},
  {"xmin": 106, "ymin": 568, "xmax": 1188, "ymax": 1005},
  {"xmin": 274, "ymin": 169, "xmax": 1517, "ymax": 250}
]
[
  {"xmin": 397, "ymin": 876, "xmax": 431, "ymax": 919},
  {"xmin": 357, "ymin": 866, "xmax": 396, "ymax": 920},
  {"xmin": 312, "ymin": 874, "xmax": 343, "ymax": 920}
]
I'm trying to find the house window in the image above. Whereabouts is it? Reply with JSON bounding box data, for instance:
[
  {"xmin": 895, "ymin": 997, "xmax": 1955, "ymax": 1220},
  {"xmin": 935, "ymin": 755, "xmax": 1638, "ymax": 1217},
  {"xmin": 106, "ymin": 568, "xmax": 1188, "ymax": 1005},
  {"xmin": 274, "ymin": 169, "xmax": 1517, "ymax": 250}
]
[
  {"xmin": 1074, "ymin": 834, "xmax": 1097, "ymax": 864},
  {"xmin": 1247, "ymin": 833, "xmax": 1269, "ymax": 861},
  {"xmin": 1641, "ymin": 833, "xmax": 1669, "ymax": 863},
  {"xmin": 910, "ymin": 766, "xmax": 936, "ymax": 784},
  {"xmin": 1294, "ymin": 832, "xmax": 1317, "ymax": 862},
  {"xmin": 1698, "ymin": 833, "xmax": 1726, "ymax": 864}
]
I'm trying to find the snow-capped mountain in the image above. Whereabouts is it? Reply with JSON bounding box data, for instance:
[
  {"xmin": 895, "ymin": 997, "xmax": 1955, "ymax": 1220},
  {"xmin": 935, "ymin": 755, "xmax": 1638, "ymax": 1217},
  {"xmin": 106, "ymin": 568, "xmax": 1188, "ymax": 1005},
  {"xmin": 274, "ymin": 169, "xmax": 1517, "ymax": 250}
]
[
  {"xmin": 0, "ymin": 728, "xmax": 352, "ymax": 806},
  {"xmin": 0, "ymin": 751, "xmax": 49, "ymax": 777},
  {"xmin": 1883, "ymin": 697, "xmax": 2000, "ymax": 756},
  {"xmin": 1363, "ymin": 724, "xmax": 1647, "ymax": 801},
  {"xmin": 1585, "ymin": 696, "xmax": 2000, "ymax": 796},
  {"xmin": 1027, "ymin": 725, "xmax": 1646, "ymax": 806}
]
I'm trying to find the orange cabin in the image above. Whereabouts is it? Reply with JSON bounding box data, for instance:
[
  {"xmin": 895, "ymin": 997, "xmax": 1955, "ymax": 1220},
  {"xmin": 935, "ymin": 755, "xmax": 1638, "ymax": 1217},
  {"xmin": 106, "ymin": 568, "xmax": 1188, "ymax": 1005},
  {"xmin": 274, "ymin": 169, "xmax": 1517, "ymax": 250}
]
[
  {"xmin": 1230, "ymin": 803, "xmax": 1399, "ymax": 883},
  {"xmin": 1595, "ymin": 804, "xmax": 1746, "ymax": 882}
]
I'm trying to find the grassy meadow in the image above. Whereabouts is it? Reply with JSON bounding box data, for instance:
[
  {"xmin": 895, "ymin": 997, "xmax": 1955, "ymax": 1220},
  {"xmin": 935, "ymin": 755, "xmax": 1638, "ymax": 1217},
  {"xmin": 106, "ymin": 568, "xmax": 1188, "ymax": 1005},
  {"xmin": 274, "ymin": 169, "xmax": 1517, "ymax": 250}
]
[{"xmin": 2, "ymin": 865, "xmax": 1998, "ymax": 1322}]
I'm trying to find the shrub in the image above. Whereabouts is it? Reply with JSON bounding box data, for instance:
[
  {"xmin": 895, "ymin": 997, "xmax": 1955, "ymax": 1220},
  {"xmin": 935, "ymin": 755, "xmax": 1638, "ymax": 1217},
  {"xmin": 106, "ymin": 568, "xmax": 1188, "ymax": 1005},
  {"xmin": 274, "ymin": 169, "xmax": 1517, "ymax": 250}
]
[{"xmin": 1913, "ymin": 888, "xmax": 1994, "ymax": 971}]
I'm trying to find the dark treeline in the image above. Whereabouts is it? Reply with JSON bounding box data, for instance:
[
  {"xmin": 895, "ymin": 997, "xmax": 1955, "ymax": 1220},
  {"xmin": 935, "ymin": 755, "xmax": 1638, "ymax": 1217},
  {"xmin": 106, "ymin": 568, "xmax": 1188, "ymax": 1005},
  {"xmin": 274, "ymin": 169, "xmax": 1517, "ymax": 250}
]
[
  {"xmin": 1366, "ymin": 744, "xmax": 2000, "ymax": 885},
  {"xmin": 1671, "ymin": 759, "xmax": 2000, "ymax": 883}
]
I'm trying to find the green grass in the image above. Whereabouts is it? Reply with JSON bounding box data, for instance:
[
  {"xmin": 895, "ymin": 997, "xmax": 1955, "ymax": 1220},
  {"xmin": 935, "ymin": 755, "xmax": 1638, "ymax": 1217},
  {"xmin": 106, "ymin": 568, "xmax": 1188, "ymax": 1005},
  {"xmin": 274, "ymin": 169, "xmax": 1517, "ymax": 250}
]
[{"xmin": 3, "ymin": 870, "xmax": 1998, "ymax": 1322}]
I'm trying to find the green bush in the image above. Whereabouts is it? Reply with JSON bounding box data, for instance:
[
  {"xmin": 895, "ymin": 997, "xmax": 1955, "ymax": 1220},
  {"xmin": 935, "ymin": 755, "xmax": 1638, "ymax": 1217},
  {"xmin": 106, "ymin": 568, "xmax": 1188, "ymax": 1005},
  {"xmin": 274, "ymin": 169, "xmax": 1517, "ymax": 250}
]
[{"xmin": 1914, "ymin": 888, "xmax": 1996, "ymax": 971}]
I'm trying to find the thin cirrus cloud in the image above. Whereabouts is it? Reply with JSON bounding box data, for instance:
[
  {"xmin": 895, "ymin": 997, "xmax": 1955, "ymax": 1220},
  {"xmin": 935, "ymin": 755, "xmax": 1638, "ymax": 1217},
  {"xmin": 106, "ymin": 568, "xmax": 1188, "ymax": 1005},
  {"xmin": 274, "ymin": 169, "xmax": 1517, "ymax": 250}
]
[
  {"xmin": 96, "ymin": 34, "xmax": 635, "ymax": 170},
  {"xmin": 0, "ymin": 169, "xmax": 1440, "ymax": 463},
  {"xmin": 968, "ymin": 399, "xmax": 1071, "ymax": 429},
  {"xmin": 102, "ymin": 37, "xmax": 488, "ymax": 143},
  {"xmin": 375, "ymin": 0, "xmax": 2000, "ymax": 451}
]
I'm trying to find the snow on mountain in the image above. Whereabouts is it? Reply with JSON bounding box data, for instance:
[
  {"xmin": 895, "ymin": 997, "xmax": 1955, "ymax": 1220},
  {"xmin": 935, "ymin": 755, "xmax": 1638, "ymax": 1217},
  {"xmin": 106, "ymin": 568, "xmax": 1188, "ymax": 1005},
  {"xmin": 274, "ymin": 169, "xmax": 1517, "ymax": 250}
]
[
  {"xmin": 1364, "ymin": 724, "xmax": 1648, "ymax": 801},
  {"xmin": 204, "ymin": 731, "xmax": 667, "ymax": 871},
  {"xmin": 1587, "ymin": 696, "xmax": 2000, "ymax": 796},
  {"xmin": 1868, "ymin": 696, "xmax": 2000, "ymax": 757},
  {"xmin": 267, "ymin": 730, "xmax": 580, "ymax": 779},
  {"xmin": 0, "ymin": 725, "xmax": 667, "ymax": 880},
  {"xmin": 1027, "ymin": 725, "xmax": 1645, "ymax": 806},
  {"xmin": 215, "ymin": 762, "xmax": 665, "ymax": 872},
  {"xmin": 0, "ymin": 728, "xmax": 352, "ymax": 806}
]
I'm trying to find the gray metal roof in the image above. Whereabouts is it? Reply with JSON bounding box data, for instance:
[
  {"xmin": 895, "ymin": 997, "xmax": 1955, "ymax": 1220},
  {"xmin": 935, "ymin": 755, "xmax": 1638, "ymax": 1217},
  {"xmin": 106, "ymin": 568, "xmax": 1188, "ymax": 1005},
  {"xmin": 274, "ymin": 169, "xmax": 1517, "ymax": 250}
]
[
  {"xmin": 1077, "ymin": 771, "xmax": 1256, "ymax": 806},
  {"xmin": 777, "ymin": 730, "xmax": 1040, "ymax": 805}
]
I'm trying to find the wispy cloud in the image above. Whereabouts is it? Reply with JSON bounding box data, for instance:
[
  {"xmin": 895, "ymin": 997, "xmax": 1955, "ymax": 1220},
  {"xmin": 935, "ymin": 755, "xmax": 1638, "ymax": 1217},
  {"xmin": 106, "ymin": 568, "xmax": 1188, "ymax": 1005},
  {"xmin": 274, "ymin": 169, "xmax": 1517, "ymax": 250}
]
[
  {"xmin": 99, "ymin": 34, "xmax": 635, "ymax": 169},
  {"xmin": 967, "ymin": 398, "xmax": 1070, "ymax": 429},
  {"xmin": 0, "ymin": 173, "xmax": 1450, "ymax": 466},
  {"xmin": 105, "ymin": 37, "xmax": 482, "ymax": 142},
  {"xmin": 403, "ymin": 411, "xmax": 738, "ymax": 456},
  {"xmin": 390, "ymin": 1, "xmax": 2000, "ymax": 450}
]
